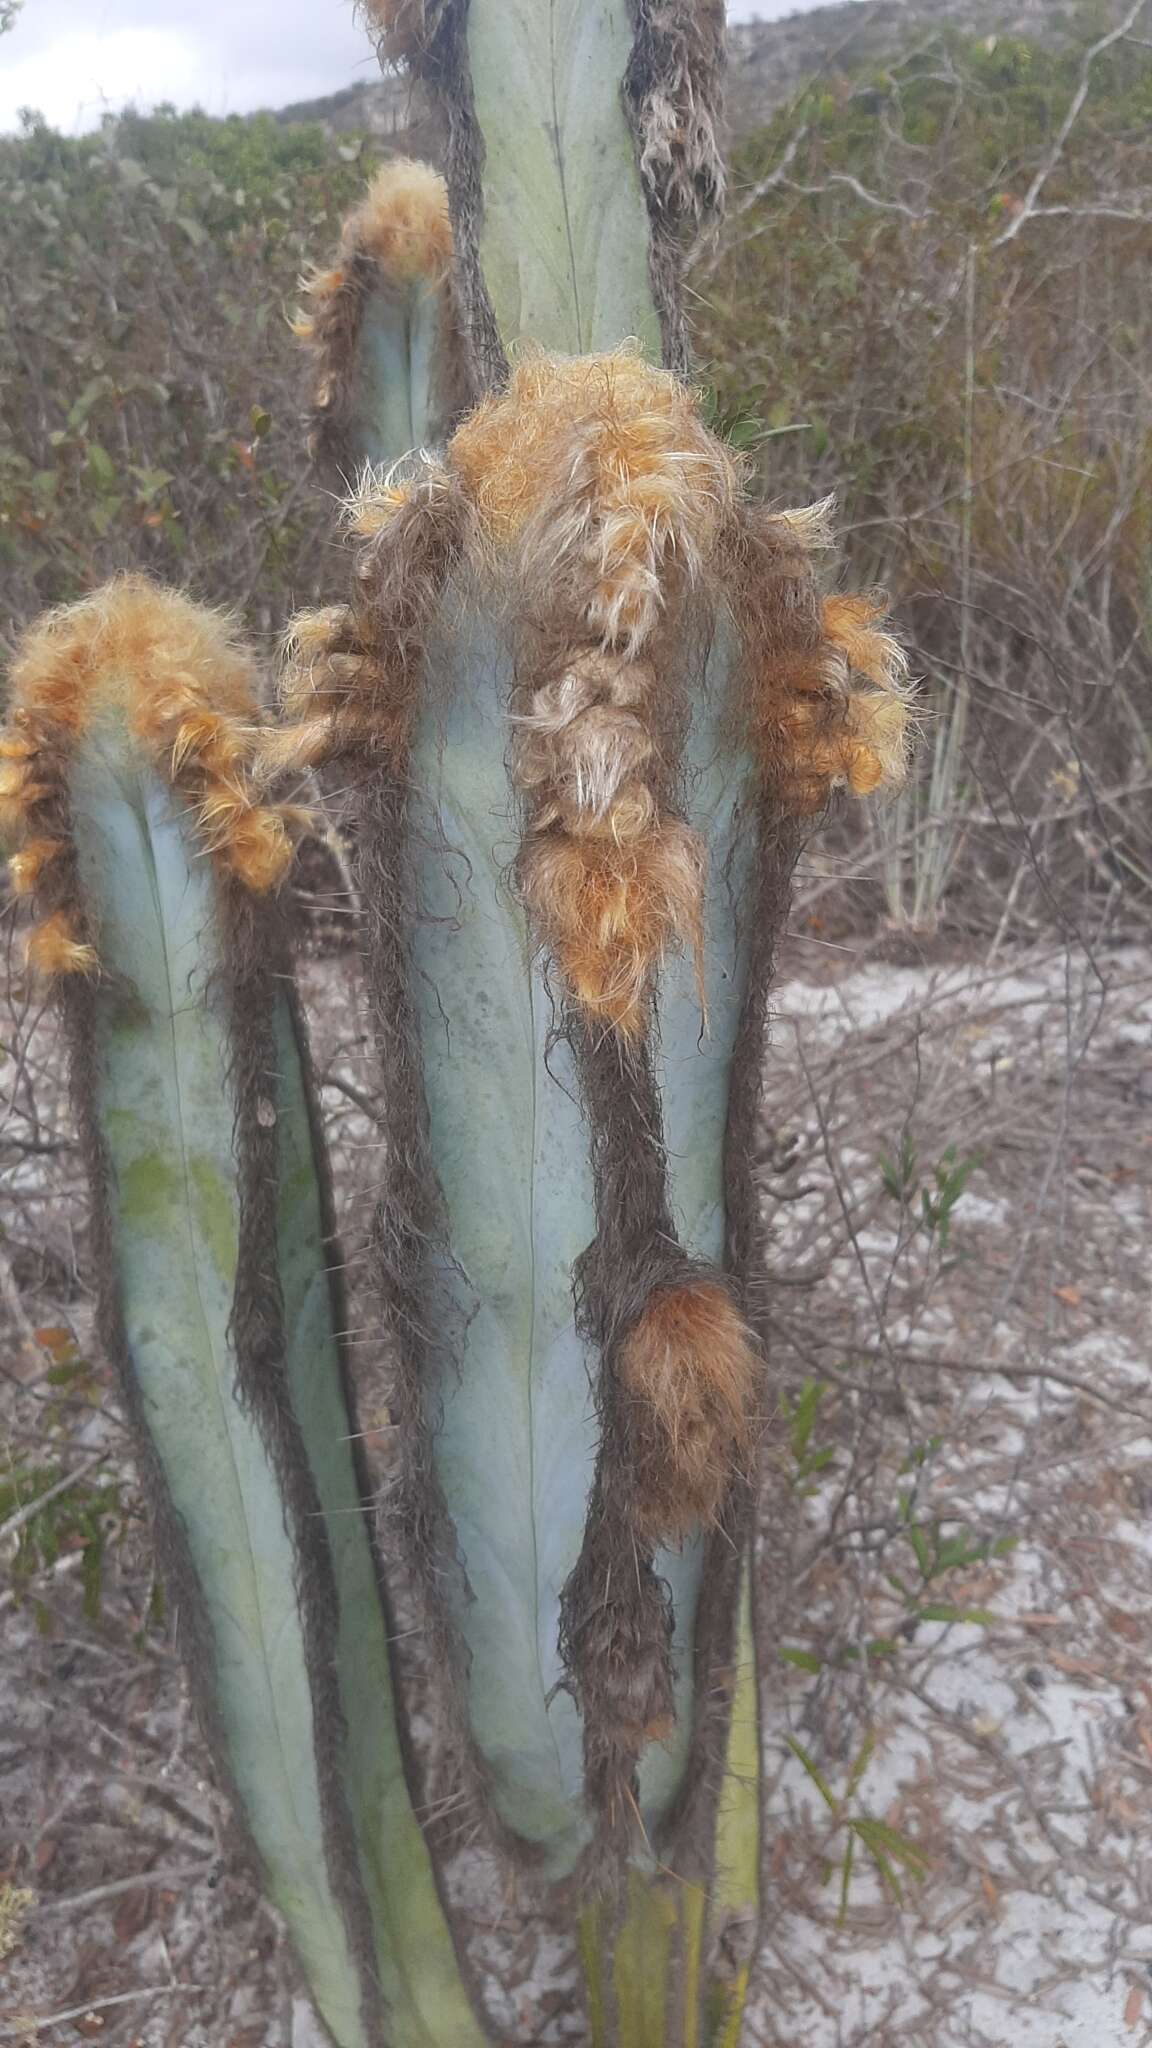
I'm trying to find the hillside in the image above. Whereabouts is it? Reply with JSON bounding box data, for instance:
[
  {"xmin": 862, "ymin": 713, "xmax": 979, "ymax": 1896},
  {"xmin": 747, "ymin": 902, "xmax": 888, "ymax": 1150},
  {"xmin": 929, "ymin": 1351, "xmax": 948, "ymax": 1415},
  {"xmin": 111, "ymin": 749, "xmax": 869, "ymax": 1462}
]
[{"xmin": 277, "ymin": 0, "xmax": 1133, "ymax": 138}]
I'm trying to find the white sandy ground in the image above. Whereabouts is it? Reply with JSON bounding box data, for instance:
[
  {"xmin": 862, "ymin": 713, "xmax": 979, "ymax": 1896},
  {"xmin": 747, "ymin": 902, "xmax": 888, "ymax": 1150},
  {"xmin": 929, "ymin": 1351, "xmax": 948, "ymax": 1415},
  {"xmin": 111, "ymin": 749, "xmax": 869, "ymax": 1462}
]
[
  {"xmin": 737, "ymin": 944, "xmax": 1152, "ymax": 2048},
  {"xmin": 1, "ymin": 940, "xmax": 1149, "ymax": 2044}
]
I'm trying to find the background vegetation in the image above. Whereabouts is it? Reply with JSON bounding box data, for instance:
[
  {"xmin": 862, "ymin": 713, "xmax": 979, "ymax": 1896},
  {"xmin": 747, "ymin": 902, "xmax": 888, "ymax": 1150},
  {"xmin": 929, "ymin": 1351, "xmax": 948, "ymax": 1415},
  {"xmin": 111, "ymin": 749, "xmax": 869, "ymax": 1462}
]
[
  {"xmin": 0, "ymin": 110, "xmax": 369, "ymax": 643},
  {"xmin": 700, "ymin": 10, "xmax": 1152, "ymax": 935},
  {"xmin": 2, "ymin": 9, "xmax": 1149, "ymax": 938}
]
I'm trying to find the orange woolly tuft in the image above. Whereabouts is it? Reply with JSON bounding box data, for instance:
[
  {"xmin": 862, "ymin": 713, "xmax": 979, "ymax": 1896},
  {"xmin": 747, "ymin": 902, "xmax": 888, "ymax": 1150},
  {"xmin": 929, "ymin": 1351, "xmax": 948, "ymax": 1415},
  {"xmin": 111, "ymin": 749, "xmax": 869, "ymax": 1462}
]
[
  {"xmin": 8, "ymin": 575, "xmax": 259, "ymax": 734},
  {"xmin": 294, "ymin": 160, "xmax": 452, "ymax": 346},
  {"xmin": 514, "ymin": 705, "xmax": 654, "ymax": 826},
  {"xmin": 618, "ymin": 1279, "xmax": 761, "ymax": 1541},
  {"xmin": 25, "ymin": 911, "xmax": 98, "ymax": 980},
  {"xmin": 223, "ymin": 807, "xmax": 298, "ymax": 893},
  {"xmin": 0, "ymin": 756, "xmax": 51, "ymax": 834},
  {"xmin": 844, "ymin": 688, "xmax": 912, "ymax": 790},
  {"xmin": 290, "ymin": 267, "xmax": 345, "ymax": 343},
  {"xmin": 277, "ymin": 607, "xmax": 355, "ymax": 721},
  {"xmin": 7, "ymin": 837, "xmax": 63, "ymax": 897},
  {"xmin": 449, "ymin": 349, "xmax": 740, "ymax": 654},
  {"xmin": 519, "ymin": 818, "xmax": 705, "ymax": 1038},
  {"xmin": 727, "ymin": 505, "xmax": 914, "ymax": 815},
  {"xmin": 770, "ymin": 691, "xmax": 905, "ymax": 812},
  {"xmin": 823, "ymin": 592, "xmax": 908, "ymax": 691},
  {"xmin": 2, "ymin": 578, "xmax": 301, "ymax": 976},
  {"xmin": 342, "ymin": 483, "xmax": 415, "ymax": 541},
  {"xmin": 457, "ymin": 354, "xmax": 737, "ymax": 1039},
  {"xmin": 346, "ymin": 159, "xmax": 453, "ymax": 286}
]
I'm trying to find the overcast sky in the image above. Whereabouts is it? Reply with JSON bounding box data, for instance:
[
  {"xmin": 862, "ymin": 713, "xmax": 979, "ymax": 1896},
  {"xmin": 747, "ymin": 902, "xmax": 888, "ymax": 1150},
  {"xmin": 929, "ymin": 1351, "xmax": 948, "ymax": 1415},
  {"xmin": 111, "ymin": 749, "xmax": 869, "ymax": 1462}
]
[{"xmin": 0, "ymin": 0, "xmax": 835, "ymax": 134}]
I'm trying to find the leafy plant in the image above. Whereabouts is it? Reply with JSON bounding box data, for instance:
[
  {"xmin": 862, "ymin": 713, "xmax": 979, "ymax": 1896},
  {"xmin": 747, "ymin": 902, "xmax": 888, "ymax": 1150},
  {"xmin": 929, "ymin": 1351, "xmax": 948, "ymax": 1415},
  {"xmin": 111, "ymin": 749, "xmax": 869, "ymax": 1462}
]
[
  {"xmin": 782, "ymin": 1377, "xmax": 839, "ymax": 1491},
  {"xmin": 0, "ymin": 108, "xmax": 372, "ymax": 650},
  {"xmin": 700, "ymin": 22, "xmax": 1152, "ymax": 935},
  {"xmin": 1, "ymin": 1462, "xmax": 124, "ymax": 1624},
  {"xmin": 880, "ymin": 1139, "xmax": 979, "ymax": 1255},
  {"xmin": 888, "ymin": 1502, "xmax": 1016, "ymax": 1630},
  {"xmin": 785, "ymin": 1731, "xmax": 930, "ymax": 1921}
]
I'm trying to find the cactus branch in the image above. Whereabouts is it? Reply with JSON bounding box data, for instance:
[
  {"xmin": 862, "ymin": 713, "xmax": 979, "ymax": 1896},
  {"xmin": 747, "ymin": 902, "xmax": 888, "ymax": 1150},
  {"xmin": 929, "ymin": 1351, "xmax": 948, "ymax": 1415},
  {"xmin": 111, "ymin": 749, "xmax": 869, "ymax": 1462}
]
[{"xmin": 0, "ymin": 579, "xmax": 486, "ymax": 2048}]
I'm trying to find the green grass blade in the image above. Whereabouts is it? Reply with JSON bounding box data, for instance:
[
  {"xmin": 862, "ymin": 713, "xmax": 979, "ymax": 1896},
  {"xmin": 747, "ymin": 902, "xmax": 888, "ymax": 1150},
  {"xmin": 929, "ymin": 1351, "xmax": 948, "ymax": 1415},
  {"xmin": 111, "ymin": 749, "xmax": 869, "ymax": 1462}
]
[
  {"xmin": 578, "ymin": 1901, "xmax": 610, "ymax": 2048},
  {"xmin": 785, "ymin": 1736, "xmax": 838, "ymax": 1815}
]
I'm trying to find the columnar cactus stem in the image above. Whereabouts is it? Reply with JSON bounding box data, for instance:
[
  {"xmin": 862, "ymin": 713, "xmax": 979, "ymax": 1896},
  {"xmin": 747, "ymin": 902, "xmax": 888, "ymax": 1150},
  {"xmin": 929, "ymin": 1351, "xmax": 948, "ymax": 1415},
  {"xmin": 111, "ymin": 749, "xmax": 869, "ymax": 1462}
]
[
  {"xmin": 309, "ymin": 0, "xmax": 912, "ymax": 1906},
  {"xmin": 293, "ymin": 158, "xmax": 471, "ymax": 482},
  {"xmin": 0, "ymin": 580, "xmax": 486, "ymax": 2048}
]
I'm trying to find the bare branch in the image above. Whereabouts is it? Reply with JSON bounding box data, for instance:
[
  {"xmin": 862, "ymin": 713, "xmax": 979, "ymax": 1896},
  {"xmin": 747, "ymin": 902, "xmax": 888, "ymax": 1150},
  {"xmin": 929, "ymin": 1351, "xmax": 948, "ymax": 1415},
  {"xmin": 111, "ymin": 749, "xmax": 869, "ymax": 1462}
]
[
  {"xmin": 35, "ymin": 1862, "xmax": 218, "ymax": 1916},
  {"xmin": 783, "ymin": 170, "xmax": 928, "ymax": 220},
  {"xmin": 1016, "ymin": 202, "xmax": 1152, "ymax": 224},
  {"xmin": 729, "ymin": 121, "xmax": 810, "ymax": 217},
  {"xmin": 0, "ymin": 1454, "xmax": 107, "ymax": 1547},
  {"xmin": 0, "ymin": 1986, "xmax": 205, "ymax": 2040},
  {"xmin": 990, "ymin": 0, "xmax": 1151, "ymax": 247}
]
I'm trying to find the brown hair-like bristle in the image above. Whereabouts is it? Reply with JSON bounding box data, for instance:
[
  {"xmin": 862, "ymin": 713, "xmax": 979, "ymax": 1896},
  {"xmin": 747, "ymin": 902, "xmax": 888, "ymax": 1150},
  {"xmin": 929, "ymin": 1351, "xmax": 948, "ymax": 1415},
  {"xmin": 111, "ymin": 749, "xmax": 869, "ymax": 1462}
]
[
  {"xmin": 722, "ymin": 505, "xmax": 913, "ymax": 816},
  {"xmin": 274, "ymin": 460, "xmax": 468, "ymax": 776},
  {"xmin": 558, "ymin": 1495, "xmax": 676, "ymax": 1858},
  {"xmin": 623, "ymin": 0, "xmax": 726, "ymax": 376},
  {"xmin": 625, "ymin": 0, "xmax": 726, "ymax": 230},
  {"xmin": 617, "ymin": 1278, "xmax": 760, "ymax": 1543},
  {"xmin": 357, "ymin": 0, "xmax": 444, "ymax": 63}
]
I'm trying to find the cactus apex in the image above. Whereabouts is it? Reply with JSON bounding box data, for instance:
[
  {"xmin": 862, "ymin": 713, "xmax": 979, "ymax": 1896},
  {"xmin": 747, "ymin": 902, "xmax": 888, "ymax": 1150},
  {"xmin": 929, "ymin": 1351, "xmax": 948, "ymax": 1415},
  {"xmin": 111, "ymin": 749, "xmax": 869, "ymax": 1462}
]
[{"xmin": 1, "ymin": 577, "xmax": 302, "ymax": 978}]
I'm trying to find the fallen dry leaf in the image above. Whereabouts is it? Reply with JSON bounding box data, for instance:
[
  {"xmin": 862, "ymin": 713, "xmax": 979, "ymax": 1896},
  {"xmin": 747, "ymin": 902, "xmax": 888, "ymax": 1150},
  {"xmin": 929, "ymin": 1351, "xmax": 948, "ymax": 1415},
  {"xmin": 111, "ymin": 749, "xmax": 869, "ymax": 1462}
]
[
  {"xmin": 1104, "ymin": 1607, "xmax": 1145, "ymax": 1643},
  {"xmin": 1053, "ymin": 1284, "xmax": 1083, "ymax": 1308},
  {"xmin": 1124, "ymin": 1981, "xmax": 1144, "ymax": 2028},
  {"xmin": 112, "ymin": 1885, "xmax": 154, "ymax": 1943},
  {"xmin": 1049, "ymin": 1651, "xmax": 1109, "ymax": 1680},
  {"xmin": 33, "ymin": 1326, "xmax": 75, "ymax": 1363}
]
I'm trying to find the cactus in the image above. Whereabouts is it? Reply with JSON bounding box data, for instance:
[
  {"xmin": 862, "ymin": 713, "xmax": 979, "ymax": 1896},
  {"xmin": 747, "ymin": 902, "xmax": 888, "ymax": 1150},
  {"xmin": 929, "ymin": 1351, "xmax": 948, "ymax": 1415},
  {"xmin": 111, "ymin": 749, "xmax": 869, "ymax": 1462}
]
[
  {"xmin": 0, "ymin": 581, "xmax": 485, "ymax": 2048},
  {"xmin": 292, "ymin": 0, "xmax": 907, "ymax": 1889},
  {"xmin": 1, "ymin": 3, "xmax": 913, "ymax": 2041}
]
